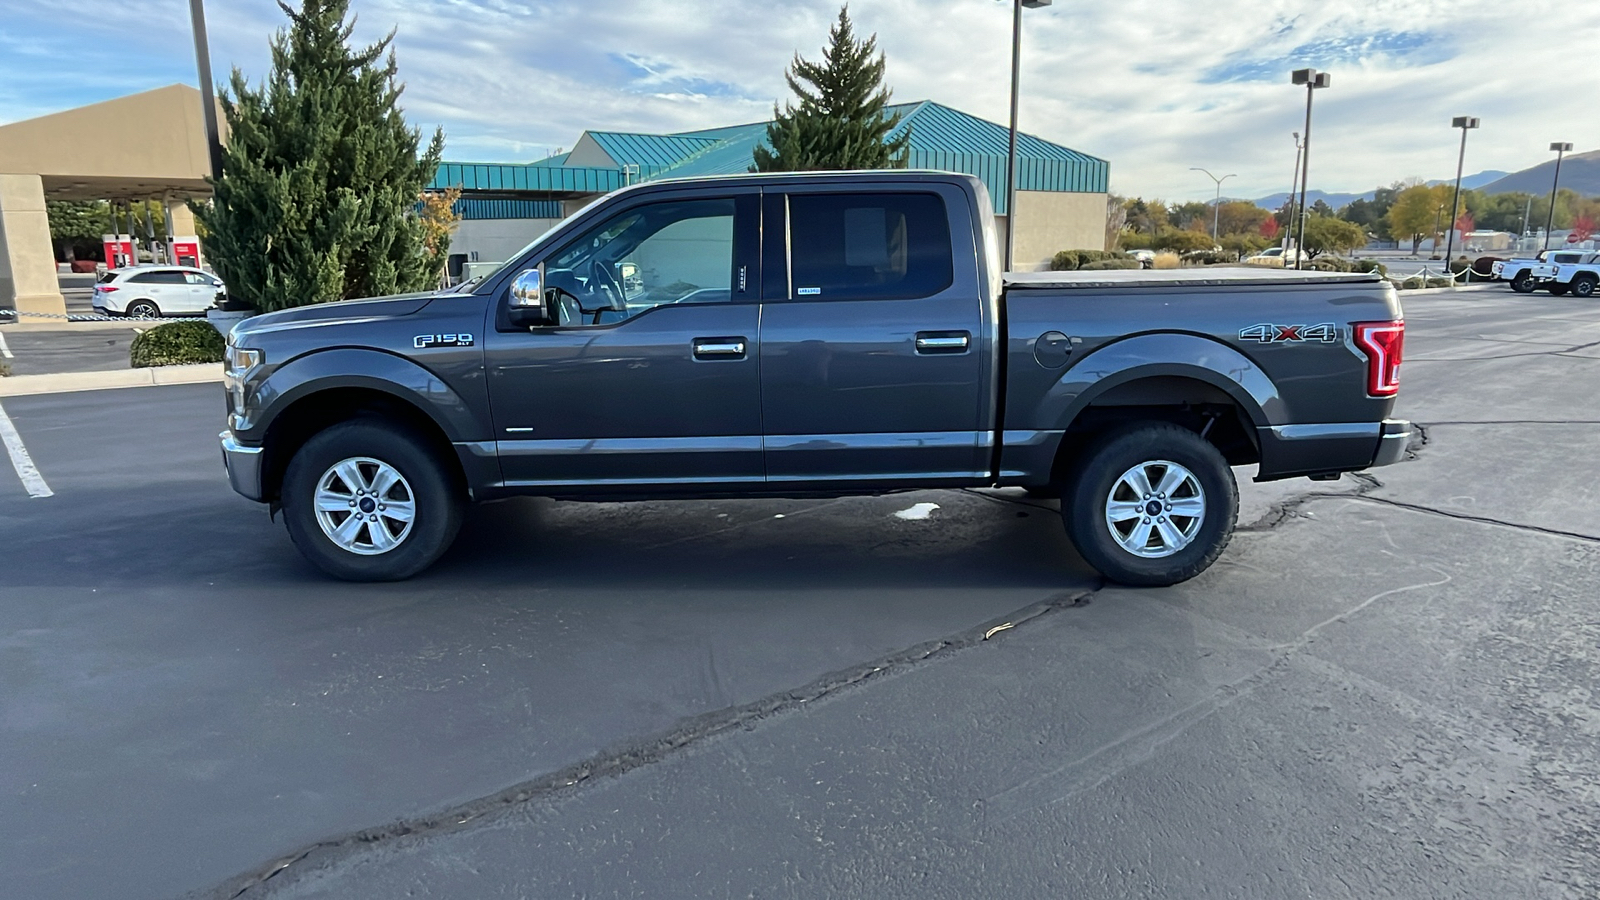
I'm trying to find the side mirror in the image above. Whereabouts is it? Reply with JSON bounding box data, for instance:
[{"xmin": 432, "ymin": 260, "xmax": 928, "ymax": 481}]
[{"xmin": 508, "ymin": 267, "xmax": 547, "ymax": 326}]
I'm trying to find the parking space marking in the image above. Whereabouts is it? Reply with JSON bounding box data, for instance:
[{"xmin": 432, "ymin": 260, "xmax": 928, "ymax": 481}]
[
  {"xmin": 0, "ymin": 399, "xmax": 52, "ymax": 498},
  {"xmin": 0, "ymin": 331, "xmax": 11, "ymax": 358}
]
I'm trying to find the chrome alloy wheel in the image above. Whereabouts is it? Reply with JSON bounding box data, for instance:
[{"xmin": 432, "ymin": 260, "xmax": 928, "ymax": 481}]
[
  {"xmin": 1104, "ymin": 459, "xmax": 1206, "ymax": 559},
  {"xmin": 313, "ymin": 457, "xmax": 416, "ymax": 555}
]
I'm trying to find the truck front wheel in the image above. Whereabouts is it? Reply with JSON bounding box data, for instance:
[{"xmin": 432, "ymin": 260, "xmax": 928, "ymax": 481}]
[
  {"xmin": 281, "ymin": 421, "xmax": 465, "ymax": 581},
  {"xmin": 1062, "ymin": 424, "xmax": 1238, "ymax": 587},
  {"xmin": 1509, "ymin": 271, "xmax": 1537, "ymax": 293}
]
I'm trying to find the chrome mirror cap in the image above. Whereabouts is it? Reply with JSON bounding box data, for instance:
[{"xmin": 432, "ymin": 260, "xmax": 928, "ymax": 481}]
[{"xmin": 508, "ymin": 268, "xmax": 547, "ymax": 326}]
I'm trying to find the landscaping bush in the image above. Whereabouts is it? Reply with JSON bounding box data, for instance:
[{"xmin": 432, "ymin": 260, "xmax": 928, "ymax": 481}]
[
  {"xmin": 1152, "ymin": 251, "xmax": 1181, "ymax": 270},
  {"xmin": 1050, "ymin": 250, "xmax": 1082, "ymax": 271},
  {"xmin": 1307, "ymin": 257, "xmax": 1355, "ymax": 272},
  {"xmin": 129, "ymin": 320, "xmax": 226, "ymax": 368},
  {"xmin": 1117, "ymin": 231, "xmax": 1154, "ymax": 251},
  {"xmin": 1182, "ymin": 249, "xmax": 1239, "ymax": 266},
  {"xmin": 1078, "ymin": 259, "xmax": 1141, "ymax": 271},
  {"xmin": 1352, "ymin": 259, "xmax": 1388, "ymax": 276}
]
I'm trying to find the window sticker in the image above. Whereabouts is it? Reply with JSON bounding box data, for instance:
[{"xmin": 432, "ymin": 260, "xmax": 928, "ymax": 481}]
[{"xmin": 797, "ymin": 287, "xmax": 822, "ymax": 295}]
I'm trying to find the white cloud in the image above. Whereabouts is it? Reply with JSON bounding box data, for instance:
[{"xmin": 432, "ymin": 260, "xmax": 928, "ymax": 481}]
[{"xmin": 1, "ymin": 0, "xmax": 1596, "ymax": 202}]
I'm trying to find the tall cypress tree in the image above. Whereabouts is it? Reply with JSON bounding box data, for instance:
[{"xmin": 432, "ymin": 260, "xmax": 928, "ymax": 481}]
[
  {"xmin": 752, "ymin": 6, "xmax": 910, "ymax": 172},
  {"xmin": 193, "ymin": 0, "xmax": 445, "ymax": 312}
]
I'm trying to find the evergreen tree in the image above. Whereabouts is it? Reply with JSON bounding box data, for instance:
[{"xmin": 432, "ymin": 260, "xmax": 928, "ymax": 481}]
[
  {"xmin": 752, "ymin": 6, "xmax": 909, "ymax": 172},
  {"xmin": 193, "ymin": 0, "xmax": 445, "ymax": 312}
]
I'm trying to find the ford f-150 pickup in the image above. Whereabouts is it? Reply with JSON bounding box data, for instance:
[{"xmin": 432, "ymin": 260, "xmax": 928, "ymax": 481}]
[{"xmin": 221, "ymin": 171, "xmax": 1410, "ymax": 585}]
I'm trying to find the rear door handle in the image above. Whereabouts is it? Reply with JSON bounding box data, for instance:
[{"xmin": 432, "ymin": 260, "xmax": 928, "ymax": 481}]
[
  {"xmin": 915, "ymin": 331, "xmax": 970, "ymax": 354},
  {"xmin": 693, "ymin": 337, "xmax": 748, "ymax": 360}
]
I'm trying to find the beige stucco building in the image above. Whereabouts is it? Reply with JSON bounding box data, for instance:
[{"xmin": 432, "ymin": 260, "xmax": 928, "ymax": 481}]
[{"xmin": 0, "ymin": 84, "xmax": 218, "ymax": 316}]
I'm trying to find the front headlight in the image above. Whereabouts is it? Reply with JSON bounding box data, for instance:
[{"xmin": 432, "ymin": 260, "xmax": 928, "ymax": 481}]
[{"xmin": 225, "ymin": 345, "xmax": 263, "ymax": 377}]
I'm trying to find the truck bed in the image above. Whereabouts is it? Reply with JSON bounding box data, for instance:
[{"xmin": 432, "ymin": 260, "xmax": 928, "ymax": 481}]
[{"xmin": 1005, "ymin": 268, "xmax": 1382, "ymax": 289}]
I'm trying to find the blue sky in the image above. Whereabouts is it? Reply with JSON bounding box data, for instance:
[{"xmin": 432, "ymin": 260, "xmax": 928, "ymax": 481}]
[{"xmin": 1, "ymin": 0, "xmax": 1595, "ymax": 201}]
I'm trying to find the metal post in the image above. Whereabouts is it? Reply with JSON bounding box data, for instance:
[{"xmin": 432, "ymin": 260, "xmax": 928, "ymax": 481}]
[
  {"xmin": 1295, "ymin": 83, "xmax": 1315, "ymax": 270},
  {"xmin": 1003, "ymin": 0, "xmax": 1024, "ymax": 272},
  {"xmin": 1544, "ymin": 143, "xmax": 1572, "ymax": 252},
  {"xmin": 188, "ymin": 0, "xmax": 225, "ymax": 181},
  {"xmin": 1285, "ymin": 132, "xmax": 1301, "ymax": 251},
  {"xmin": 1521, "ymin": 196, "xmax": 1532, "ymax": 241},
  {"xmin": 1444, "ymin": 117, "xmax": 1478, "ymax": 267}
]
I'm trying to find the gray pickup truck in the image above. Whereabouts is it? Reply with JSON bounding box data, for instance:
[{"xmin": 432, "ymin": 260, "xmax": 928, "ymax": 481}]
[{"xmin": 221, "ymin": 171, "xmax": 1409, "ymax": 585}]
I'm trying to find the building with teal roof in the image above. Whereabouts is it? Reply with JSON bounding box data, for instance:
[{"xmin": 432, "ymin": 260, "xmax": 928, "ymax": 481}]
[{"xmin": 437, "ymin": 101, "xmax": 1109, "ymax": 273}]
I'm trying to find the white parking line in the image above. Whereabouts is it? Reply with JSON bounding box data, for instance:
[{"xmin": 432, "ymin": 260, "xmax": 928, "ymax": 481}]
[
  {"xmin": 0, "ymin": 399, "xmax": 52, "ymax": 498},
  {"xmin": 0, "ymin": 331, "xmax": 12, "ymax": 359}
]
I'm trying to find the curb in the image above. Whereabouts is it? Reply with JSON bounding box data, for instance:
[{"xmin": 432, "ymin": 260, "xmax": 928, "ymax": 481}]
[{"xmin": 0, "ymin": 364, "xmax": 224, "ymax": 398}]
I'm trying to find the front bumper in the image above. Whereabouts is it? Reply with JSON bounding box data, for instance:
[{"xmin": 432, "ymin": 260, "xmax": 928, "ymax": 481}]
[
  {"xmin": 220, "ymin": 430, "xmax": 265, "ymax": 501},
  {"xmin": 1370, "ymin": 418, "xmax": 1413, "ymax": 468}
]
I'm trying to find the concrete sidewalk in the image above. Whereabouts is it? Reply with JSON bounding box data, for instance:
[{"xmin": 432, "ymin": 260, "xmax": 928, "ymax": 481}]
[{"xmin": 0, "ymin": 362, "xmax": 223, "ymax": 397}]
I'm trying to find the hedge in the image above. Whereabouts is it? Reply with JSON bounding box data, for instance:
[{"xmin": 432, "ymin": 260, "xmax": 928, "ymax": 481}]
[
  {"xmin": 1050, "ymin": 249, "xmax": 1133, "ymax": 271},
  {"xmin": 130, "ymin": 320, "xmax": 226, "ymax": 368},
  {"xmin": 1078, "ymin": 259, "xmax": 1142, "ymax": 270}
]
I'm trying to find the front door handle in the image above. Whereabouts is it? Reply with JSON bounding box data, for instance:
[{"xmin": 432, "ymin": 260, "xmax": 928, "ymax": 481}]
[
  {"xmin": 693, "ymin": 337, "xmax": 748, "ymax": 360},
  {"xmin": 915, "ymin": 331, "xmax": 970, "ymax": 354}
]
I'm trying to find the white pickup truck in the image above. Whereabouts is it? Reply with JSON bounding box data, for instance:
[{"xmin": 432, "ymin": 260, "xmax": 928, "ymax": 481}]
[
  {"xmin": 1547, "ymin": 256, "xmax": 1600, "ymax": 297},
  {"xmin": 1493, "ymin": 249, "xmax": 1592, "ymax": 293}
]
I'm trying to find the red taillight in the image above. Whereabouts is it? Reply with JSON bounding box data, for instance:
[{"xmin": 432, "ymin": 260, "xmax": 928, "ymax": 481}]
[
  {"xmin": 1353, "ymin": 321, "xmax": 1404, "ymax": 397},
  {"xmin": 98, "ymin": 285, "xmax": 118, "ymax": 293}
]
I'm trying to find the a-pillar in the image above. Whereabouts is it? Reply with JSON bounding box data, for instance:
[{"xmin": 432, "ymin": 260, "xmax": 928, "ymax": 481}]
[{"xmin": 0, "ymin": 173, "xmax": 66, "ymax": 316}]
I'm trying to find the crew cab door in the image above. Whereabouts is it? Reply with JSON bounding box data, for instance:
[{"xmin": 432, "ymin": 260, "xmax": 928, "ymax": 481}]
[
  {"xmin": 758, "ymin": 183, "xmax": 992, "ymax": 486},
  {"xmin": 484, "ymin": 189, "xmax": 764, "ymax": 490}
]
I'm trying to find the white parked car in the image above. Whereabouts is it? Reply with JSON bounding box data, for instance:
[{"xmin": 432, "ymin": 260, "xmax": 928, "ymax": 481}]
[
  {"xmin": 1243, "ymin": 246, "xmax": 1305, "ymax": 266},
  {"xmin": 91, "ymin": 266, "xmax": 226, "ymax": 318}
]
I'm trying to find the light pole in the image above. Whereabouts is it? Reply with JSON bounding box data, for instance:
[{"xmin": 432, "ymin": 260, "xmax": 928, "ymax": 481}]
[
  {"xmin": 1443, "ymin": 117, "xmax": 1479, "ymax": 265},
  {"xmin": 1284, "ymin": 132, "xmax": 1301, "ymax": 251},
  {"xmin": 1290, "ymin": 68, "xmax": 1330, "ymax": 270},
  {"xmin": 1190, "ymin": 167, "xmax": 1236, "ymax": 240},
  {"xmin": 187, "ymin": 0, "xmax": 225, "ymax": 180},
  {"xmin": 1545, "ymin": 142, "xmax": 1573, "ymax": 251},
  {"xmin": 1003, "ymin": 0, "xmax": 1051, "ymax": 272}
]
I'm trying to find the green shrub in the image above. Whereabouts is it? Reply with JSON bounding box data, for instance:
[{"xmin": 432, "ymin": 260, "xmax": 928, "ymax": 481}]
[
  {"xmin": 1151, "ymin": 228, "xmax": 1216, "ymax": 254},
  {"xmin": 1307, "ymin": 257, "xmax": 1355, "ymax": 272},
  {"xmin": 129, "ymin": 320, "xmax": 226, "ymax": 368},
  {"xmin": 1427, "ymin": 276, "xmax": 1454, "ymax": 288},
  {"xmin": 1182, "ymin": 249, "xmax": 1239, "ymax": 266},
  {"xmin": 1050, "ymin": 250, "xmax": 1082, "ymax": 271},
  {"xmin": 1051, "ymin": 249, "xmax": 1131, "ymax": 271},
  {"xmin": 1117, "ymin": 231, "xmax": 1154, "ymax": 251},
  {"xmin": 1079, "ymin": 259, "xmax": 1142, "ymax": 271},
  {"xmin": 1353, "ymin": 259, "xmax": 1388, "ymax": 276}
]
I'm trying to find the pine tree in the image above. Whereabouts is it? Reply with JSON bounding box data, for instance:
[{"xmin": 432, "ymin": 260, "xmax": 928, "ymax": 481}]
[
  {"xmin": 192, "ymin": 0, "xmax": 445, "ymax": 312},
  {"xmin": 752, "ymin": 6, "xmax": 910, "ymax": 172}
]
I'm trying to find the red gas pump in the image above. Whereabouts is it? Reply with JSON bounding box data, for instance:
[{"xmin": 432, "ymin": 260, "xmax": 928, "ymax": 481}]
[
  {"xmin": 168, "ymin": 237, "xmax": 202, "ymax": 268},
  {"xmin": 101, "ymin": 234, "xmax": 135, "ymax": 269}
]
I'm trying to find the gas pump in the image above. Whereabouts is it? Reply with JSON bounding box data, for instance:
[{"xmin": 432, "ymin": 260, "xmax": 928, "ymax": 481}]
[
  {"xmin": 168, "ymin": 236, "xmax": 202, "ymax": 269},
  {"xmin": 101, "ymin": 234, "xmax": 135, "ymax": 270}
]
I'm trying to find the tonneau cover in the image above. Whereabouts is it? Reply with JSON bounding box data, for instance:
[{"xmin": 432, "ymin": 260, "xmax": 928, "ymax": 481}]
[{"xmin": 1005, "ymin": 267, "xmax": 1382, "ymax": 290}]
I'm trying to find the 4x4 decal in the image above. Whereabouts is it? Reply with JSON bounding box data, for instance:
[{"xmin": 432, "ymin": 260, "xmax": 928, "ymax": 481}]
[{"xmin": 1239, "ymin": 323, "xmax": 1340, "ymax": 344}]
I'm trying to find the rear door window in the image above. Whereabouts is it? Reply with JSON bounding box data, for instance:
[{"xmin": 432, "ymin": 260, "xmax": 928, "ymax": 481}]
[{"xmin": 785, "ymin": 192, "xmax": 953, "ymax": 301}]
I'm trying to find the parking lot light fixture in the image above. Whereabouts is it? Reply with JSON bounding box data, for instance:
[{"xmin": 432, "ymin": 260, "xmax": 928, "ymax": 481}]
[
  {"xmin": 188, "ymin": 0, "xmax": 225, "ymax": 180},
  {"xmin": 1444, "ymin": 116, "xmax": 1479, "ymax": 265},
  {"xmin": 1545, "ymin": 142, "xmax": 1573, "ymax": 251},
  {"xmin": 1290, "ymin": 68, "xmax": 1331, "ymax": 270},
  {"xmin": 1002, "ymin": 0, "xmax": 1052, "ymax": 272},
  {"xmin": 1189, "ymin": 167, "xmax": 1236, "ymax": 240}
]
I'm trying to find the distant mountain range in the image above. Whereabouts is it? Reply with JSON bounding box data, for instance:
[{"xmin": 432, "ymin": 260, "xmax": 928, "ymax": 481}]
[
  {"xmin": 1251, "ymin": 170, "xmax": 1509, "ymax": 210},
  {"xmin": 1243, "ymin": 149, "xmax": 1600, "ymax": 210}
]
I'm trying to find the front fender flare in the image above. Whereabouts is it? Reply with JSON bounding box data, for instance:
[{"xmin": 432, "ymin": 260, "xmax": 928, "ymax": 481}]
[{"xmin": 238, "ymin": 348, "xmax": 485, "ymax": 443}]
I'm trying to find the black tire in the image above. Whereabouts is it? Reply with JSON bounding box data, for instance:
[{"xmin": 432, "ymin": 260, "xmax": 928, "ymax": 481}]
[
  {"xmin": 1549, "ymin": 284, "xmax": 1571, "ymax": 296},
  {"xmin": 126, "ymin": 299, "xmax": 161, "ymax": 318},
  {"xmin": 1509, "ymin": 271, "xmax": 1537, "ymax": 293},
  {"xmin": 1573, "ymin": 274, "xmax": 1598, "ymax": 298},
  {"xmin": 1062, "ymin": 423, "xmax": 1238, "ymax": 587},
  {"xmin": 281, "ymin": 420, "xmax": 464, "ymax": 581}
]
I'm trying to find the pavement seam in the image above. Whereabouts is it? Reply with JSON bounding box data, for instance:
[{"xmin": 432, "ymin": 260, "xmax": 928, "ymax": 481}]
[{"xmin": 203, "ymin": 582, "xmax": 1105, "ymax": 899}]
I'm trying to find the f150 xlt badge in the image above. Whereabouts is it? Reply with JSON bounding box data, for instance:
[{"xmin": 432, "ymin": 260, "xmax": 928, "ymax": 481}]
[
  {"xmin": 414, "ymin": 333, "xmax": 474, "ymax": 349},
  {"xmin": 1238, "ymin": 323, "xmax": 1339, "ymax": 344}
]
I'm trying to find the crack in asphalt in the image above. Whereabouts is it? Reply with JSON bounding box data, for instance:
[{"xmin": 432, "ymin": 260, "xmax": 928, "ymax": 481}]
[
  {"xmin": 1407, "ymin": 337, "xmax": 1600, "ymax": 362},
  {"xmin": 202, "ymin": 582, "xmax": 1105, "ymax": 899}
]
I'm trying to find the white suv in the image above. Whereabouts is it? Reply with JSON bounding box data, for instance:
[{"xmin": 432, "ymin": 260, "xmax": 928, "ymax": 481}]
[{"xmin": 91, "ymin": 266, "xmax": 226, "ymax": 318}]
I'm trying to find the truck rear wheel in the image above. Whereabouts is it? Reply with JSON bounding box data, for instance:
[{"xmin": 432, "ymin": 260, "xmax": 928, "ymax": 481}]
[
  {"xmin": 1062, "ymin": 423, "xmax": 1238, "ymax": 587},
  {"xmin": 281, "ymin": 421, "xmax": 464, "ymax": 581},
  {"xmin": 1509, "ymin": 271, "xmax": 1537, "ymax": 293},
  {"xmin": 1572, "ymin": 274, "xmax": 1598, "ymax": 298}
]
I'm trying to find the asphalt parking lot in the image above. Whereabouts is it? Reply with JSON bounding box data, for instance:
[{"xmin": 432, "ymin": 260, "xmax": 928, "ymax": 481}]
[{"xmin": 2, "ymin": 285, "xmax": 1598, "ymax": 899}]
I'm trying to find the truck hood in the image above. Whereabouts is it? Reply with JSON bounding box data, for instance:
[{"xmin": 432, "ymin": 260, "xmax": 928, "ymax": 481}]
[{"xmin": 231, "ymin": 291, "xmax": 439, "ymax": 339}]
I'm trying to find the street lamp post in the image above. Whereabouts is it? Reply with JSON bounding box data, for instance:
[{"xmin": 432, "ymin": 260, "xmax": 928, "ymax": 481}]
[
  {"xmin": 1284, "ymin": 132, "xmax": 1301, "ymax": 251},
  {"xmin": 1544, "ymin": 142, "xmax": 1573, "ymax": 251},
  {"xmin": 188, "ymin": 0, "xmax": 225, "ymax": 180},
  {"xmin": 1003, "ymin": 0, "xmax": 1051, "ymax": 273},
  {"xmin": 1290, "ymin": 68, "xmax": 1330, "ymax": 270},
  {"xmin": 1443, "ymin": 117, "xmax": 1479, "ymax": 265},
  {"xmin": 1189, "ymin": 167, "xmax": 1237, "ymax": 240}
]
